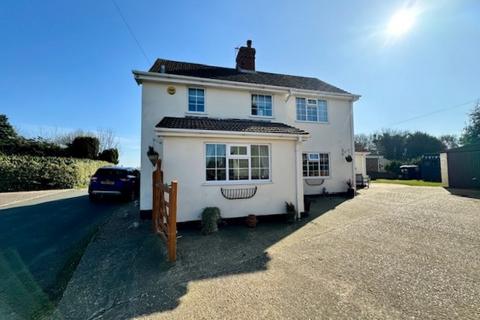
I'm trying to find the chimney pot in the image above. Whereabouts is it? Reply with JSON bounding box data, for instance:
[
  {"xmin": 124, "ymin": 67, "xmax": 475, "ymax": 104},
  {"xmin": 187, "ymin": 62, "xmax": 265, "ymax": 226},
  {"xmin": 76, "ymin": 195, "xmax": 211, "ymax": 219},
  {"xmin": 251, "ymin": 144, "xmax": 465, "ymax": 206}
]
[{"xmin": 247, "ymin": 40, "xmax": 252, "ymax": 48}]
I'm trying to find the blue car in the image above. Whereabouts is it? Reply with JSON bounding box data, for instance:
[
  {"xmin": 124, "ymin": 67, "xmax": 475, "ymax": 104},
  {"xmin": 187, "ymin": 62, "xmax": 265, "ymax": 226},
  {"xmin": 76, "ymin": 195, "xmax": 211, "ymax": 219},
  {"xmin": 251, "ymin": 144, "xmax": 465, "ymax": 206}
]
[{"xmin": 88, "ymin": 167, "xmax": 140, "ymax": 201}]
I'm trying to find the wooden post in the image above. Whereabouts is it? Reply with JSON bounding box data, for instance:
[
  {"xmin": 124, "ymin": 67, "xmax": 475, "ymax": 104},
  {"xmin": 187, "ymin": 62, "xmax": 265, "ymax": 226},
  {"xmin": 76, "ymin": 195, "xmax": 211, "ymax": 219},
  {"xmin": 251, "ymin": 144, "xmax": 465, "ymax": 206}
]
[
  {"xmin": 168, "ymin": 180, "xmax": 178, "ymax": 262},
  {"xmin": 152, "ymin": 167, "xmax": 159, "ymax": 232},
  {"xmin": 152, "ymin": 160, "xmax": 162, "ymax": 233}
]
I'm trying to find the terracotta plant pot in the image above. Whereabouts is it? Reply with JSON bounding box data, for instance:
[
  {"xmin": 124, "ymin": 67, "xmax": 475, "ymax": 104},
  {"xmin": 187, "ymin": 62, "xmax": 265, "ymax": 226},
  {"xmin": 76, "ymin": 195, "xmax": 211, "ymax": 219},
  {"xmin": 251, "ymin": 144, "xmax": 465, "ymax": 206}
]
[
  {"xmin": 347, "ymin": 188, "xmax": 355, "ymax": 199},
  {"xmin": 246, "ymin": 214, "xmax": 257, "ymax": 228}
]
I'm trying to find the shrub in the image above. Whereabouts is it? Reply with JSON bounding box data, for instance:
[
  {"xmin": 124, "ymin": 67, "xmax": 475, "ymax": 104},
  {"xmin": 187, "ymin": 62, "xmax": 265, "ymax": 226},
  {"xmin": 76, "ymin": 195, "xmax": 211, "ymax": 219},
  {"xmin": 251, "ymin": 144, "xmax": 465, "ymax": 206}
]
[
  {"xmin": 385, "ymin": 160, "xmax": 402, "ymax": 176},
  {"xmin": 201, "ymin": 207, "xmax": 221, "ymax": 235},
  {"xmin": 0, "ymin": 154, "xmax": 110, "ymax": 192},
  {"xmin": 68, "ymin": 136, "xmax": 99, "ymax": 159},
  {"xmin": 98, "ymin": 148, "xmax": 119, "ymax": 164}
]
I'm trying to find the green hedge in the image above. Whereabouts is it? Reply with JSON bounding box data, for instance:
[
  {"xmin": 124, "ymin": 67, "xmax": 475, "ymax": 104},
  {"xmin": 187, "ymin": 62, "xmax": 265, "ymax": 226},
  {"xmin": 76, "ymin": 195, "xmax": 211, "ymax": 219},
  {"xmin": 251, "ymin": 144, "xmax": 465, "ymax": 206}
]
[{"xmin": 0, "ymin": 154, "xmax": 111, "ymax": 192}]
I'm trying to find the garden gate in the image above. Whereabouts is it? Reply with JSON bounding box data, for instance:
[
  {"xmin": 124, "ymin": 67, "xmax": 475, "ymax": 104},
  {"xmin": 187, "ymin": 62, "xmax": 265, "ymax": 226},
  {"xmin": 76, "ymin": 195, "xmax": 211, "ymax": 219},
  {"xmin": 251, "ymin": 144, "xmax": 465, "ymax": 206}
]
[{"xmin": 152, "ymin": 160, "xmax": 178, "ymax": 262}]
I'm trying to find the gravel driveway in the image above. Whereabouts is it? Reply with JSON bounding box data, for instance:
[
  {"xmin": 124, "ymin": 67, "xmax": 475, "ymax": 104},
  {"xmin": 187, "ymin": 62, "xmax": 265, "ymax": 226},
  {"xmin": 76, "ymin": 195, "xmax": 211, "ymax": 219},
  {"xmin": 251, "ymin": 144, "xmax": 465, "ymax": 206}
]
[{"xmin": 58, "ymin": 184, "xmax": 480, "ymax": 320}]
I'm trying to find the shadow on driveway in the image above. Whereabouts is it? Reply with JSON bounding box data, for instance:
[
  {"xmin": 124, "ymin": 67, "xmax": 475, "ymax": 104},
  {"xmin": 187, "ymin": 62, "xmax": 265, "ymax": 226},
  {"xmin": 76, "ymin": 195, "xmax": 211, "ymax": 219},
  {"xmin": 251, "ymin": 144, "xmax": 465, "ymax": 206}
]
[
  {"xmin": 444, "ymin": 187, "xmax": 480, "ymax": 199},
  {"xmin": 57, "ymin": 196, "xmax": 346, "ymax": 319}
]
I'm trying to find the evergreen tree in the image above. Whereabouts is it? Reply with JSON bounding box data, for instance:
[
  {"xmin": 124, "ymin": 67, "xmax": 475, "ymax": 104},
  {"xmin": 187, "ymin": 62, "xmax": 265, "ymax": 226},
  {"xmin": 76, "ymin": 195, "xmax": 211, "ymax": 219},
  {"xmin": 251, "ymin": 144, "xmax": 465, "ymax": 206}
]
[
  {"xmin": 461, "ymin": 102, "xmax": 480, "ymax": 145},
  {"xmin": 0, "ymin": 114, "xmax": 18, "ymax": 145}
]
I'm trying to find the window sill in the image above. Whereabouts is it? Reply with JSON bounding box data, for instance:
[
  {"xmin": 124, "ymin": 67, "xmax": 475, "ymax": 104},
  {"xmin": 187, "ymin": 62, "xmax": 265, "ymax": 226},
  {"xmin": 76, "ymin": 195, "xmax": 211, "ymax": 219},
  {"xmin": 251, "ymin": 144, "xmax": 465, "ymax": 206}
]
[
  {"xmin": 202, "ymin": 180, "xmax": 273, "ymax": 186},
  {"xmin": 303, "ymin": 176, "xmax": 331, "ymax": 180},
  {"xmin": 185, "ymin": 111, "xmax": 208, "ymax": 116},
  {"xmin": 249, "ymin": 115, "xmax": 274, "ymax": 120},
  {"xmin": 295, "ymin": 120, "xmax": 329, "ymax": 124}
]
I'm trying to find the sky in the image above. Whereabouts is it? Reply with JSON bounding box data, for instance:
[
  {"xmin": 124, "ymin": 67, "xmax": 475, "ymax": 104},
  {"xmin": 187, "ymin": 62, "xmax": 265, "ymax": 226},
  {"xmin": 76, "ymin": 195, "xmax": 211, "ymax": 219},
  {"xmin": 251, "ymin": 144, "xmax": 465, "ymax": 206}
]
[{"xmin": 1, "ymin": 0, "xmax": 479, "ymax": 167}]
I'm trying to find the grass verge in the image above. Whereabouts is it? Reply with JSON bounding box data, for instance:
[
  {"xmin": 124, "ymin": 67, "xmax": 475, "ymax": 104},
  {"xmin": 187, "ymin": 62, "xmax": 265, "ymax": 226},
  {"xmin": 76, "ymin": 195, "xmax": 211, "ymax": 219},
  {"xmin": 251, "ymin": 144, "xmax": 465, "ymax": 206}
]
[{"xmin": 372, "ymin": 179, "xmax": 442, "ymax": 187}]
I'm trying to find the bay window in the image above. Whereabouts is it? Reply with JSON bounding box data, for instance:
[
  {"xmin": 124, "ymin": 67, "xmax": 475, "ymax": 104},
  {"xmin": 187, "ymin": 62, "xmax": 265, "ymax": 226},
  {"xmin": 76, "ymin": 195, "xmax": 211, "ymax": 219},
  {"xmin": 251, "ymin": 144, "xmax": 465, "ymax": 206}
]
[{"xmin": 205, "ymin": 143, "xmax": 270, "ymax": 182}]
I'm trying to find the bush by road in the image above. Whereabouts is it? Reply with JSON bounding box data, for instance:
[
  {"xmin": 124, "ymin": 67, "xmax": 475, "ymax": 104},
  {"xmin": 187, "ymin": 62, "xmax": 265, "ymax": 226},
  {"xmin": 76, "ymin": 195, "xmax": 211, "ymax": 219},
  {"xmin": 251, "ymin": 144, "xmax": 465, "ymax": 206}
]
[{"xmin": 0, "ymin": 154, "xmax": 110, "ymax": 192}]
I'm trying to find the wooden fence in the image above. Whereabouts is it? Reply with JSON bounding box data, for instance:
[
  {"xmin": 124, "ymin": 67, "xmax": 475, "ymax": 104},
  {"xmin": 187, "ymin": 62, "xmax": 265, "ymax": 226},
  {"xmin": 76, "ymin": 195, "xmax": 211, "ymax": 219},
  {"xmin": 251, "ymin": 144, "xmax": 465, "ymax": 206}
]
[{"xmin": 152, "ymin": 160, "xmax": 178, "ymax": 262}]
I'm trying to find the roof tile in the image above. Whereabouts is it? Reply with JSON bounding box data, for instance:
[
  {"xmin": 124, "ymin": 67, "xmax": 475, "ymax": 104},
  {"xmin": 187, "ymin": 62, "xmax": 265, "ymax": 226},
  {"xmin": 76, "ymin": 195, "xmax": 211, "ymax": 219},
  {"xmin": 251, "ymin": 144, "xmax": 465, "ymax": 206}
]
[
  {"xmin": 156, "ymin": 117, "xmax": 309, "ymax": 136},
  {"xmin": 149, "ymin": 59, "xmax": 350, "ymax": 94}
]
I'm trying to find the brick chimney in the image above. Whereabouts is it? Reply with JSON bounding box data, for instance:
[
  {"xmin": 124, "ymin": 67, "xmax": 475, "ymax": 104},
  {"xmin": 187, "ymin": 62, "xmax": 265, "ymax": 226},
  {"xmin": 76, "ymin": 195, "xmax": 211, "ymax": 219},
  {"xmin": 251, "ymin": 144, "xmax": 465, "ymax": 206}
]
[{"xmin": 236, "ymin": 40, "xmax": 256, "ymax": 71}]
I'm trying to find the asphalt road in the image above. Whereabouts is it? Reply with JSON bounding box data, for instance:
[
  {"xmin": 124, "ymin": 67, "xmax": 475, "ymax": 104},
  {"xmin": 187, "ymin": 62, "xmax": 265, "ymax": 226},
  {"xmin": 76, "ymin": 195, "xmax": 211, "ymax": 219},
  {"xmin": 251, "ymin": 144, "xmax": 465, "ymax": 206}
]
[{"xmin": 0, "ymin": 190, "xmax": 134, "ymax": 318}]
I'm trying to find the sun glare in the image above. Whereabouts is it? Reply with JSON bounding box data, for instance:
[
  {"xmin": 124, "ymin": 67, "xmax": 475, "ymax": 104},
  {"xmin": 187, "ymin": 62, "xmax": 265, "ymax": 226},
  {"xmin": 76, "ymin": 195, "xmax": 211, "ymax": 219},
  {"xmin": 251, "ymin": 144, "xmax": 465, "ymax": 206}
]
[{"xmin": 387, "ymin": 8, "xmax": 417, "ymax": 36}]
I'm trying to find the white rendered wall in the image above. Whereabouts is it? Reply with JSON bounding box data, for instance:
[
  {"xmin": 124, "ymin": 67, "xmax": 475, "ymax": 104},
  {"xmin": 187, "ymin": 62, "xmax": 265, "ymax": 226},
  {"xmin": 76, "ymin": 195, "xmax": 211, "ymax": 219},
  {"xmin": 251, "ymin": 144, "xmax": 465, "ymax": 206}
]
[
  {"xmin": 355, "ymin": 152, "xmax": 368, "ymax": 176},
  {"xmin": 140, "ymin": 81, "xmax": 355, "ymax": 211},
  {"xmin": 440, "ymin": 153, "xmax": 449, "ymax": 187},
  {"xmin": 161, "ymin": 136, "xmax": 297, "ymax": 222}
]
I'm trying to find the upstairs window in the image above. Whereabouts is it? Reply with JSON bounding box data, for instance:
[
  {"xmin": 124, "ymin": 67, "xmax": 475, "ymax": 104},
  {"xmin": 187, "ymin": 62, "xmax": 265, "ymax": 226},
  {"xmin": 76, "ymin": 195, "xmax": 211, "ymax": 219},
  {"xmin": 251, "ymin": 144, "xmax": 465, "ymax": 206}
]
[
  {"xmin": 251, "ymin": 94, "xmax": 272, "ymax": 117},
  {"xmin": 188, "ymin": 88, "xmax": 205, "ymax": 113},
  {"xmin": 296, "ymin": 98, "xmax": 328, "ymax": 122},
  {"xmin": 303, "ymin": 152, "xmax": 330, "ymax": 177}
]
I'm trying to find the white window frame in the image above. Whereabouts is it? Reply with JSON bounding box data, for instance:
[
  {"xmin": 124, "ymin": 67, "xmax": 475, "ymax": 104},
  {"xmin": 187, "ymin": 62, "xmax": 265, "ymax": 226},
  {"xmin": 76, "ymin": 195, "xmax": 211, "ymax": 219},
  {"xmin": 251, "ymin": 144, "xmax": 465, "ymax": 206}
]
[
  {"xmin": 250, "ymin": 94, "xmax": 274, "ymax": 118},
  {"xmin": 204, "ymin": 143, "xmax": 272, "ymax": 184},
  {"xmin": 295, "ymin": 97, "xmax": 328, "ymax": 123},
  {"xmin": 303, "ymin": 152, "xmax": 331, "ymax": 178},
  {"xmin": 187, "ymin": 87, "xmax": 206, "ymax": 114},
  {"xmin": 228, "ymin": 144, "xmax": 250, "ymax": 181}
]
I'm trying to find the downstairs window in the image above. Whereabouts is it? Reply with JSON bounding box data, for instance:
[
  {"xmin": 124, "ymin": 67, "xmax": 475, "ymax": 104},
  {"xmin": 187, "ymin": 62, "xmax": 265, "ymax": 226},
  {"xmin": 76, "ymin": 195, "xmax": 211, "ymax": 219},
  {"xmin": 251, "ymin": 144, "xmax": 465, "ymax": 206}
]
[
  {"xmin": 303, "ymin": 152, "xmax": 330, "ymax": 177},
  {"xmin": 205, "ymin": 144, "xmax": 270, "ymax": 182}
]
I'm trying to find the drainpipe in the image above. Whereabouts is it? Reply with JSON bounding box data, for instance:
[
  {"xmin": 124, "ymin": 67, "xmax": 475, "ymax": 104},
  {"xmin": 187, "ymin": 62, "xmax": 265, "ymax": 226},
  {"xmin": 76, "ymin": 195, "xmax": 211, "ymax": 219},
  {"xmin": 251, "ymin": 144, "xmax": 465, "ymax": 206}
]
[
  {"xmin": 295, "ymin": 136, "xmax": 305, "ymax": 219},
  {"xmin": 349, "ymin": 100, "xmax": 356, "ymax": 191}
]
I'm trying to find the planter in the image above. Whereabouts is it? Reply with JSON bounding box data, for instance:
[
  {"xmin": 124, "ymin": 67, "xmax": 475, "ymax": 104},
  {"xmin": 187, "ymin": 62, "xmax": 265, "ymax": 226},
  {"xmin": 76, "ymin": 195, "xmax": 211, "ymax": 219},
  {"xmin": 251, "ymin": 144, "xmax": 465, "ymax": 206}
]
[
  {"xmin": 246, "ymin": 214, "xmax": 258, "ymax": 228},
  {"xmin": 304, "ymin": 197, "xmax": 312, "ymax": 213},
  {"xmin": 346, "ymin": 188, "xmax": 355, "ymax": 199}
]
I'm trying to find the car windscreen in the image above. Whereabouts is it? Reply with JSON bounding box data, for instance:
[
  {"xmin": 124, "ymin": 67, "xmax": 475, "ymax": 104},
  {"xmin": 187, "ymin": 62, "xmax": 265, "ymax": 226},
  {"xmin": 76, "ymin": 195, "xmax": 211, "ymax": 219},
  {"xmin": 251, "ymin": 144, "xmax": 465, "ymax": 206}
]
[{"xmin": 94, "ymin": 169, "xmax": 128, "ymax": 178}]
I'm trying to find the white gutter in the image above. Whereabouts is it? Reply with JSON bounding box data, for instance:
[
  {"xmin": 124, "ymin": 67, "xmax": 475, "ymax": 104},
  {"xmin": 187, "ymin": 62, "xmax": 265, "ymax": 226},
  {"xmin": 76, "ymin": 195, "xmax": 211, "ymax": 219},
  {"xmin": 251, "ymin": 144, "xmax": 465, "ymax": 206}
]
[
  {"xmin": 132, "ymin": 70, "xmax": 361, "ymax": 101},
  {"xmin": 349, "ymin": 100, "xmax": 356, "ymax": 190},
  {"xmin": 155, "ymin": 127, "xmax": 310, "ymax": 141}
]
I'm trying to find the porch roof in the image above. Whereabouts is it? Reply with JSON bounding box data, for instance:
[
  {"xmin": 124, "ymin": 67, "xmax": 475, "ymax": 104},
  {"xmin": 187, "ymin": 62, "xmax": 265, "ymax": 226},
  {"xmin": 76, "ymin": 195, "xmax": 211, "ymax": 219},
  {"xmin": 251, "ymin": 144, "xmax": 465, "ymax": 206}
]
[{"xmin": 156, "ymin": 117, "xmax": 309, "ymax": 136}]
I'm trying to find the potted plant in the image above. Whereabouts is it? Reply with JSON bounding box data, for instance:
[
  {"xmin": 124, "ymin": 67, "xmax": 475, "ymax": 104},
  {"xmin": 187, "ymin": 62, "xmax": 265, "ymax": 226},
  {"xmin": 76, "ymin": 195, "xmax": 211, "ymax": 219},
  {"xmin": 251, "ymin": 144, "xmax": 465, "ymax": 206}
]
[
  {"xmin": 201, "ymin": 207, "xmax": 221, "ymax": 235},
  {"xmin": 285, "ymin": 202, "xmax": 296, "ymax": 223},
  {"xmin": 303, "ymin": 196, "xmax": 312, "ymax": 214},
  {"xmin": 147, "ymin": 146, "xmax": 159, "ymax": 166},
  {"xmin": 246, "ymin": 214, "xmax": 258, "ymax": 228},
  {"xmin": 346, "ymin": 180, "xmax": 355, "ymax": 199}
]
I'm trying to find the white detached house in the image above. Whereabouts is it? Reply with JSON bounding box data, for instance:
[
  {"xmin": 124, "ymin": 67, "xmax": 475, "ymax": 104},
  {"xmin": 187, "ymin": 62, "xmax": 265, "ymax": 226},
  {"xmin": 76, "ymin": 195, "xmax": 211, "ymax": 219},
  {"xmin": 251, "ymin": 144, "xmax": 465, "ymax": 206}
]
[{"xmin": 133, "ymin": 40, "xmax": 360, "ymax": 222}]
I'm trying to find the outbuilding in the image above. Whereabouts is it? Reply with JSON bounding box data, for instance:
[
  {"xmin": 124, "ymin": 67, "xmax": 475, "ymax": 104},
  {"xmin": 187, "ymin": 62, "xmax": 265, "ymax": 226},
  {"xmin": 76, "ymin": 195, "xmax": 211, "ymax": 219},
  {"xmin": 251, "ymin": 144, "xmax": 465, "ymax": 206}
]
[{"xmin": 441, "ymin": 144, "xmax": 480, "ymax": 189}]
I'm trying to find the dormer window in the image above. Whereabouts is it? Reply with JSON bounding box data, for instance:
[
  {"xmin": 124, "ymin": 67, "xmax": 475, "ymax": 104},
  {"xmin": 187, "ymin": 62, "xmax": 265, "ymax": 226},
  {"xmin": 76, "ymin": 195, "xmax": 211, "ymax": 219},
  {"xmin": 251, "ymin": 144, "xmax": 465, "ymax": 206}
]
[
  {"xmin": 251, "ymin": 94, "xmax": 272, "ymax": 117},
  {"xmin": 188, "ymin": 88, "xmax": 205, "ymax": 113}
]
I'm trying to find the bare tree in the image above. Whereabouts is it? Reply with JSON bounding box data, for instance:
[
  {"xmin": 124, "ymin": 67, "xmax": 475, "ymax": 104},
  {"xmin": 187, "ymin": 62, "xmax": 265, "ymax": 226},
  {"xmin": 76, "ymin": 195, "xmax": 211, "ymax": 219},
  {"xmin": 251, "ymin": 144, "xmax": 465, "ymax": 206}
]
[
  {"xmin": 96, "ymin": 128, "xmax": 119, "ymax": 151},
  {"xmin": 439, "ymin": 134, "xmax": 459, "ymax": 150},
  {"xmin": 354, "ymin": 133, "xmax": 375, "ymax": 152},
  {"xmin": 53, "ymin": 129, "xmax": 93, "ymax": 147}
]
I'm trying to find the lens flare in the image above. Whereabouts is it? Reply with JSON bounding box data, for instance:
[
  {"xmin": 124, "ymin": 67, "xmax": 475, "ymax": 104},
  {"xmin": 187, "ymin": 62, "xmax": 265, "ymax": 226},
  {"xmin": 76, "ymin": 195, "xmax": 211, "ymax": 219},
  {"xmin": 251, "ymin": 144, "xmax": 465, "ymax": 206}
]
[{"xmin": 387, "ymin": 8, "xmax": 417, "ymax": 36}]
